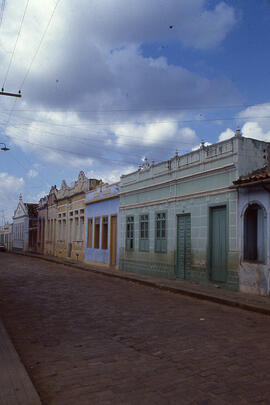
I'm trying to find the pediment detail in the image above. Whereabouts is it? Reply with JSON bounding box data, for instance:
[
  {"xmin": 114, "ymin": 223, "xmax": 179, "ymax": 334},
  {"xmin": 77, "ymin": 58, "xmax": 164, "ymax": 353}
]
[{"xmin": 13, "ymin": 201, "xmax": 27, "ymax": 218}]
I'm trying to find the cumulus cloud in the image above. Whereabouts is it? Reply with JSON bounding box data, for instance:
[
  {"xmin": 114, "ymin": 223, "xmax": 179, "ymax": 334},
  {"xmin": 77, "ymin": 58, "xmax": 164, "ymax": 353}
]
[
  {"xmin": 27, "ymin": 169, "xmax": 38, "ymax": 178},
  {"xmin": 0, "ymin": 173, "xmax": 25, "ymax": 222},
  {"xmin": 218, "ymin": 103, "xmax": 270, "ymax": 143},
  {"xmin": 0, "ymin": 0, "xmax": 239, "ymax": 191},
  {"xmin": 219, "ymin": 128, "xmax": 235, "ymax": 141}
]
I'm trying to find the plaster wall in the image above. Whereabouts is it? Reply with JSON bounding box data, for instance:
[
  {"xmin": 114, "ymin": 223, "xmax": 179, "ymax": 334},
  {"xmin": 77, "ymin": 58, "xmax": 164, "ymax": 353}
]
[
  {"xmin": 238, "ymin": 187, "xmax": 270, "ymax": 296},
  {"xmin": 84, "ymin": 184, "xmax": 120, "ymax": 266}
]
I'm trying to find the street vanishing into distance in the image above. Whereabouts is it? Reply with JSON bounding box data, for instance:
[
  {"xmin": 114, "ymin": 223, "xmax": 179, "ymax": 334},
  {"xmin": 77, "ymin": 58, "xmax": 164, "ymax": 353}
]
[{"xmin": 0, "ymin": 253, "xmax": 270, "ymax": 405}]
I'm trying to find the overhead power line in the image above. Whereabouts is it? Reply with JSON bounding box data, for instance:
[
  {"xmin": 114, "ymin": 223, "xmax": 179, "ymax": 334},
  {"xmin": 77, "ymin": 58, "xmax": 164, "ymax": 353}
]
[
  {"xmin": 19, "ymin": 0, "xmax": 62, "ymax": 90},
  {"xmin": 0, "ymin": 0, "xmax": 6, "ymax": 31},
  {"xmin": 0, "ymin": 102, "xmax": 267, "ymax": 114},
  {"xmin": 2, "ymin": 0, "xmax": 30, "ymax": 91}
]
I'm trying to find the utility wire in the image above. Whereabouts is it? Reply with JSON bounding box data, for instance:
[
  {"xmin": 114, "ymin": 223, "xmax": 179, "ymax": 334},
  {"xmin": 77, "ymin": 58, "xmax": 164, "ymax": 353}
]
[
  {"xmin": 0, "ymin": 102, "xmax": 268, "ymax": 114},
  {"xmin": 2, "ymin": 110, "xmax": 270, "ymax": 129},
  {"xmin": 2, "ymin": 0, "xmax": 30, "ymax": 90},
  {"xmin": 19, "ymin": 0, "xmax": 62, "ymax": 90},
  {"xmin": 0, "ymin": 0, "xmax": 6, "ymax": 31}
]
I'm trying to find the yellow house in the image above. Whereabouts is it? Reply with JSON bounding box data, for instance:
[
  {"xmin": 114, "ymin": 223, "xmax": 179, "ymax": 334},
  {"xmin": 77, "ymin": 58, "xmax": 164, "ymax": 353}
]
[{"xmin": 55, "ymin": 171, "xmax": 100, "ymax": 261}]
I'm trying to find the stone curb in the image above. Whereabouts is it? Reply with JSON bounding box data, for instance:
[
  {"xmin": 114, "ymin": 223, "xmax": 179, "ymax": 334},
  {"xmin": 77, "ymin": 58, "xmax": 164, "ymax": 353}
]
[
  {"xmin": 8, "ymin": 251, "xmax": 270, "ymax": 317},
  {"xmin": 0, "ymin": 319, "xmax": 42, "ymax": 405}
]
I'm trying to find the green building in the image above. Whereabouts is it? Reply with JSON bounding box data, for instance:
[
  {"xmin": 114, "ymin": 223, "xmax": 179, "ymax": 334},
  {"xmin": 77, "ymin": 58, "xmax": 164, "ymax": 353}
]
[{"xmin": 119, "ymin": 131, "xmax": 270, "ymax": 291}]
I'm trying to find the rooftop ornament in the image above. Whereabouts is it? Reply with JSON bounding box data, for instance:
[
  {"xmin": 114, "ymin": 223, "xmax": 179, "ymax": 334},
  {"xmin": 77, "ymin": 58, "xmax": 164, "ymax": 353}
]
[
  {"xmin": 235, "ymin": 127, "xmax": 242, "ymax": 137},
  {"xmin": 0, "ymin": 142, "xmax": 10, "ymax": 151}
]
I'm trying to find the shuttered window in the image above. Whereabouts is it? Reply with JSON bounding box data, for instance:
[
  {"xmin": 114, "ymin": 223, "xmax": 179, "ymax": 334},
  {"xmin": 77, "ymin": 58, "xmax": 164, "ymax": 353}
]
[
  {"xmin": 87, "ymin": 218, "xmax": 93, "ymax": 248},
  {"xmin": 102, "ymin": 216, "xmax": 108, "ymax": 250},
  {"xmin": 126, "ymin": 216, "xmax": 134, "ymax": 250},
  {"xmin": 94, "ymin": 217, "xmax": 100, "ymax": 249},
  {"xmin": 155, "ymin": 212, "xmax": 167, "ymax": 253},
  {"xmin": 139, "ymin": 214, "xmax": 149, "ymax": 251}
]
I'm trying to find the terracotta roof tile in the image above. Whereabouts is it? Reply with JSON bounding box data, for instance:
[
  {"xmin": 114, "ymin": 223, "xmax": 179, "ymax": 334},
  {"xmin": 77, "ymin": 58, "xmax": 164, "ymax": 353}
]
[{"xmin": 233, "ymin": 167, "xmax": 270, "ymax": 185}]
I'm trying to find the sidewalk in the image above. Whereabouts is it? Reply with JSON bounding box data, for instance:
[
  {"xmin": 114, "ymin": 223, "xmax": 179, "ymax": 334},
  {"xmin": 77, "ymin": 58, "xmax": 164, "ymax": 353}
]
[
  {"xmin": 0, "ymin": 318, "xmax": 41, "ymax": 405},
  {"xmin": 14, "ymin": 251, "xmax": 270, "ymax": 316}
]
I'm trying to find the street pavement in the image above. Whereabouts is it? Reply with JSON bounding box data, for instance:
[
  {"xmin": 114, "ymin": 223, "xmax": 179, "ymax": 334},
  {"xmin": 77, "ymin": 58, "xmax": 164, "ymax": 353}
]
[{"xmin": 0, "ymin": 252, "xmax": 270, "ymax": 405}]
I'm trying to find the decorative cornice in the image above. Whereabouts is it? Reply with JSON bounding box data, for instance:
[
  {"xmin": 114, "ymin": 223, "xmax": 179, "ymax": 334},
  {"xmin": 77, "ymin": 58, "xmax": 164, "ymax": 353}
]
[
  {"xmin": 120, "ymin": 187, "xmax": 234, "ymax": 210},
  {"xmin": 120, "ymin": 163, "xmax": 236, "ymax": 197}
]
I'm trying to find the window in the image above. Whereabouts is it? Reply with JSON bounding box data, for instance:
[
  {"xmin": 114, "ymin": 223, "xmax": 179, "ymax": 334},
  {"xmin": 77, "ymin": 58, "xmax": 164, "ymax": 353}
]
[
  {"xmin": 244, "ymin": 203, "xmax": 265, "ymax": 262},
  {"xmin": 94, "ymin": 217, "xmax": 100, "ymax": 249},
  {"xmin": 80, "ymin": 217, "xmax": 84, "ymax": 240},
  {"xmin": 126, "ymin": 216, "xmax": 134, "ymax": 249},
  {"xmin": 155, "ymin": 212, "xmax": 166, "ymax": 252},
  {"xmin": 58, "ymin": 220, "xmax": 62, "ymax": 240},
  {"xmin": 102, "ymin": 216, "xmax": 108, "ymax": 249},
  {"xmin": 62, "ymin": 219, "xmax": 66, "ymax": 240},
  {"xmin": 75, "ymin": 217, "xmax": 79, "ymax": 241},
  {"xmin": 87, "ymin": 218, "xmax": 93, "ymax": 248},
  {"xmin": 139, "ymin": 214, "xmax": 149, "ymax": 251}
]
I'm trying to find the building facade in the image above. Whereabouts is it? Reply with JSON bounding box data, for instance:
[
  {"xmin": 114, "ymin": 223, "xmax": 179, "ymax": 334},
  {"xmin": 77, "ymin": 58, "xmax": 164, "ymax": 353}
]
[
  {"xmin": 233, "ymin": 168, "xmax": 270, "ymax": 296},
  {"xmin": 37, "ymin": 195, "xmax": 48, "ymax": 255},
  {"xmin": 55, "ymin": 172, "xmax": 100, "ymax": 261},
  {"xmin": 84, "ymin": 182, "xmax": 120, "ymax": 267},
  {"xmin": 45, "ymin": 185, "xmax": 58, "ymax": 256},
  {"xmin": 0, "ymin": 223, "xmax": 12, "ymax": 250},
  {"xmin": 120, "ymin": 133, "xmax": 270, "ymax": 291},
  {"xmin": 12, "ymin": 195, "xmax": 38, "ymax": 252}
]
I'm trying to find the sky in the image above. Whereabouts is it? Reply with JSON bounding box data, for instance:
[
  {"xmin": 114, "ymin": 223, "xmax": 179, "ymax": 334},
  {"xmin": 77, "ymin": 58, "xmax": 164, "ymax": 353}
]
[{"xmin": 0, "ymin": 0, "xmax": 270, "ymax": 222}]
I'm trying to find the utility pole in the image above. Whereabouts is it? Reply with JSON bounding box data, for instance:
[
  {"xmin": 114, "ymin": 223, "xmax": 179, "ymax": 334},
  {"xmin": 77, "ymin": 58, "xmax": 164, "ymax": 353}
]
[{"xmin": 0, "ymin": 88, "xmax": 21, "ymax": 98}]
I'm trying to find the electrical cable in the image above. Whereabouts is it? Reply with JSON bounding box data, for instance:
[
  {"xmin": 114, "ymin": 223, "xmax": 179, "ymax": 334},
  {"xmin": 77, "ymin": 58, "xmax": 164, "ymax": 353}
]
[
  {"xmin": 0, "ymin": 102, "xmax": 267, "ymax": 114},
  {"xmin": 0, "ymin": 0, "xmax": 6, "ymax": 31},
  {"xmin": 2, "ymin": 0, "xmax": 30, "ymax": 90},
  {"xmin": 19, "ymin": 0, "xmax": 62, "ymax": 91}
]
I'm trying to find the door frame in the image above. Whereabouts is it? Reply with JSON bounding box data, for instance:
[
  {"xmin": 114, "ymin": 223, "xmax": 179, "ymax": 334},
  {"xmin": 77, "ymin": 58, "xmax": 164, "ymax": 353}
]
[
  {"xmin": 207, "ymin": 202, "xmax": 229, "ymax": 282},
  {"xmin": 176, "ymin": 213, "xmax": 191, "ymax": 279}
]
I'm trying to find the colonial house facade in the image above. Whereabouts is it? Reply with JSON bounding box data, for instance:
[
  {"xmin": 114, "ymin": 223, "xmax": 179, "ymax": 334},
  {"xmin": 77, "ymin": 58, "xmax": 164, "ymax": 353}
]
[
  {"xmin": 119, "ymin": 133, "xmax": 270, "ymax": 291},
  {"xmin": 12, "ymin": 195, "xmax": 38, "ymax": 252},
  {"xmin": 233, "ymin": 167, "xmax": 270, "ymax": 296},
  {"xmin": 55, "ymin": 172, "xmax": 100, "ymax": 261},
  {"xmin": 37, "ymin": 195, "xmax": 48, "ymax": 255},
  {"xmin": 84, "ymin": 182, "xmax": 120, "ymax": 267},
  {"xmin": 0, "ymin": 223, "xmax": 12, "ymax": 250},
  {"xmin": 45, "ymin": 185, "xmax": 58, "ymax": 256}
]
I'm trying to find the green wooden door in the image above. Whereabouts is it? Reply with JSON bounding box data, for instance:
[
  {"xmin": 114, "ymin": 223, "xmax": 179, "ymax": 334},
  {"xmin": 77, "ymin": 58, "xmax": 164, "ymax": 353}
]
[
  {"xmin": 176, "ymin": 214, "xmax": 191, "ymax": 279},
  {"xmin": 210, "ymin": 206, "xmax": 227, "ymax": 282}
]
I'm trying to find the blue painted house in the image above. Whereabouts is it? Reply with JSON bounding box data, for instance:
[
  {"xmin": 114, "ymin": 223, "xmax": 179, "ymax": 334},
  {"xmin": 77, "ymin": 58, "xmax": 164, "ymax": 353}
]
[{"xmin": 84, "ymin": 182, "xmax": 120, "ymax": 267}]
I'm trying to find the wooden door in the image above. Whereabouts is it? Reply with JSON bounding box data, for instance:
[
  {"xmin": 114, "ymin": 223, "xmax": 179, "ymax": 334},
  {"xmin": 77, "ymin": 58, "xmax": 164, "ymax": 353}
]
[
  {"xmin": 210, "ymin": 206, "xmax": 227, "ymax": 282},
  {"xmin": 176, "ymin": 214, "xmax": 191, "ymax": 279},
  {"xmin": 110, "ymin": 215, "xmax": 117, "ymax": 266}
]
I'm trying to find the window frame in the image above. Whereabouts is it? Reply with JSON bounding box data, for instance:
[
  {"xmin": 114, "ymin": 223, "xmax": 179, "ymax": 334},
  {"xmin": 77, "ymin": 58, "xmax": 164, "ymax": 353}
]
[
  {"xmin": 139, "ymin": 214, "xmax": 149, "ymax": 252},
  {"xmin": 101, "ymin": 216, "xmax": 109, "ymax": 250},
  {"xmin": 87, "ymin": 217, "xmax": 93, "ymax": 248},
  {"xmin": 155, "ymin": 211, "xmax": 167, "ymax": 253},
  {"xmin": 94, "ymin": 217, "xmax": 100, "ymax": 249},
  {"xmin": 126, "ymin": 215, "xmax": 135, "ymax": 250},
  {"xmin": 243, "ymin": 203, "xmax": 266, "ymax": 263}
]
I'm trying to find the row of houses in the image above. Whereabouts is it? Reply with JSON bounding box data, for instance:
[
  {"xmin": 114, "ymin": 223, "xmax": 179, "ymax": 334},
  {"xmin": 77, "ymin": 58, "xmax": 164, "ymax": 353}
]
[{"xmin": 1, "ymin": 131, "xmax": 270, "ymax": 297}]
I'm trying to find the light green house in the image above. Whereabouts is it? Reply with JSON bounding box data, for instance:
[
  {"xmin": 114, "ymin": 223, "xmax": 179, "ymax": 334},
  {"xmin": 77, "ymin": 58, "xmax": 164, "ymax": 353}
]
[{"xmin": 119, "ymin": 132, "xmax": 270, "ymax": 291}]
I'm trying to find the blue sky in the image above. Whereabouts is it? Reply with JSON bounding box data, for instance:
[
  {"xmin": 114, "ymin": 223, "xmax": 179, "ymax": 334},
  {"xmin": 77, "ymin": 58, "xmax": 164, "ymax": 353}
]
[{"xmin": 0, "ymin": 0, "xmax": 270, "ymax": 222}]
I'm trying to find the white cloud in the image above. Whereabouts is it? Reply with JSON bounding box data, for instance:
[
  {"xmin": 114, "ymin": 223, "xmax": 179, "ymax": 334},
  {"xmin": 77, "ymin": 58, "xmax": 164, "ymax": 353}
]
[
  {"xmin": 27, "ymin": 169, "xmax": 38, "ymax": 178},
  {"xmin": 0, "ymin": 0, "xmax": 239, "ymax": 197},
  {"xmin": 219, "ymin": 128, "xmax": 235, "ymax": 142},
  {"xmin": 218, "ymin": 103, "xmax": 270, "ymax": 143},
  {"xmin": 0, "ymin": 173, "xmax": 25, "ymax": 222},
  {"xmin": 192, "ymin": 141, "xmax": 212, "ymax": 151}
]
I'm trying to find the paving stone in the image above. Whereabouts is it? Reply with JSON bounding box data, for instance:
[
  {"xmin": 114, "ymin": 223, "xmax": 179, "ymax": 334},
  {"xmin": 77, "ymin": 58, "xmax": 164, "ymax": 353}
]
[{"xmin": 0, "ymin": 252, "xmax": 270, "ymax": 404}]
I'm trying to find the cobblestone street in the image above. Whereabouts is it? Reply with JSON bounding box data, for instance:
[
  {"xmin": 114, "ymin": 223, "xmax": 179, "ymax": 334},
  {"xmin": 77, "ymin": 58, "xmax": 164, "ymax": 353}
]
[{"xmin": 0, "ymin": 253, "xmax": 270, "ymax": 405}]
